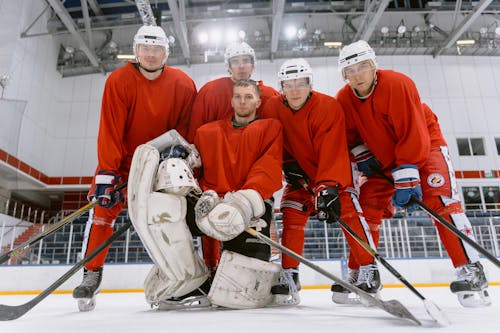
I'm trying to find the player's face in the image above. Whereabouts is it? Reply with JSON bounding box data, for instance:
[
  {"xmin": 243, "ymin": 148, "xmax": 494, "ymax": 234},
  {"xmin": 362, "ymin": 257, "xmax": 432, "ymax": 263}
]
[
  {"xmin": 231, "ymin": 85, "xmax": 261, "ymax": 119},
  {"xmin": 136, "ymin": 44, "xmax": 167, "ymax": 70},
  {"xmin": 344, "ymin": 60, "xmax": 376, "ymax": 97},
  {"xmin": 282, "ymin": 78, "xmax": 311, "ymax": 110},
  {"xmin": 228, "ymin": 55, "xmax": 254, "ymax": 80}
]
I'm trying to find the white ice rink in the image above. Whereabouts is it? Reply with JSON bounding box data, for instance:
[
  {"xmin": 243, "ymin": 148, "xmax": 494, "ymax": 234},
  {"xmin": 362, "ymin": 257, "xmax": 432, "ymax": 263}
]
[{"xmin": 0, "ymin": 286, "xmax": 499, "ymax": 333}]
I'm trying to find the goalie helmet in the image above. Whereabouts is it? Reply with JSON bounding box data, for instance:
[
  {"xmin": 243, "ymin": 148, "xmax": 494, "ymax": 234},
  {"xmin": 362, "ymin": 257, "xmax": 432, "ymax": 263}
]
[
  {"xmin": 278, "ymin": 58, "xmax": 313, "ymax": 85},
  {"xmin": 133, "ymin": 25, "xmax": 169, "ymax": 56},
  {"xmin": 224, "ymin": 42, "xmax": 256, "ymax": 66},
  {"xmin": 338, "ymin": 40, "xmax": 377, "ymax": 79}
]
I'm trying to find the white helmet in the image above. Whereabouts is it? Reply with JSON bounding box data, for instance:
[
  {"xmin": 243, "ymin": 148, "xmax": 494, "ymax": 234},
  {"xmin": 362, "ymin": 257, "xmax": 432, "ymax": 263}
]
[
  {"xmin": 133, "ymin": 25, "xmax": 169, "ymax": 55},
  {"xmin": 224, "ymin": 42, "xmax": 255, "ymax": 66},
  {"xmin": 338, "ymin": 40, "xmax": 376, "ymax": 78},
  {"xmin": 278, "ymin": 58, "xmax": 313, "ymax": 85}
]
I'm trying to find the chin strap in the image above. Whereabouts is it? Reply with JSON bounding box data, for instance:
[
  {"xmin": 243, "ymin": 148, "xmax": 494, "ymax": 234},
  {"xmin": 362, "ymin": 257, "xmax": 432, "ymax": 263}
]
[{"xmin": 135, "ymin": 62, "xmax": 165, "ymax": 73}]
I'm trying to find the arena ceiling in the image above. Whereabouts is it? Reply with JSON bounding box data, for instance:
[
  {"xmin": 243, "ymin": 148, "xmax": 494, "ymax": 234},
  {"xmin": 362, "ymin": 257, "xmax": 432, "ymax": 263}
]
[{"xmin": 19, "ymin": 0, "xmax": 500, "ymax": 77}]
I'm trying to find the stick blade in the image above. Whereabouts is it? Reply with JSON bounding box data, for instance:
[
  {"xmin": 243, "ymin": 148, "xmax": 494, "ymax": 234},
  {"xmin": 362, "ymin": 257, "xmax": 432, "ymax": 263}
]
[
  {"xmin": 423, "ymin": 299, "xmax": 450, "ymax": 326},
  {"xmin": 0, "ymin": 303, "xmax": 32, "ymax": 321},
  {"xmin": 379, "ymin": 299, "xmax": 421, "ymax": 325}
]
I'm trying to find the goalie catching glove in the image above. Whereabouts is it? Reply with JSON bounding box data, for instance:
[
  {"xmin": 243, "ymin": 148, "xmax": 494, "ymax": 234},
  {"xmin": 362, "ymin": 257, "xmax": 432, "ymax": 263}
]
[
  {"xmin": 315, "ymin": 185, "xmax": 341, "ymax": 222},
  {"xmin": 195, "ymin": 189, "xmax": 266, "ymax": 241},
  {"xmin": 89, "ymin": 170, "xmax": 123, "ymax": 208}
]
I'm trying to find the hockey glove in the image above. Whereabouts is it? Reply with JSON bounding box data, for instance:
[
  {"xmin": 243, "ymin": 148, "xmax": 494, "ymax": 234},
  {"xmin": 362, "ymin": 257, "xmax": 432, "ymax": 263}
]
[
  {"xmin": 391, "ymin": 164, "xmax": 422, "ymax": 212},
  {"xmin": 315, "ymin": 185, "xmax": 341, "ymax": 223},
  {"xmin": 91, "ymin": 170, "xmax": 123, "ymax": 208},
  {"xmin": 351, "ymin": 144, "xmax": 381, "ymax": 176},
  {"xmin": 283, "ymin": 161, "xmax": 310, "ymax": 190}
]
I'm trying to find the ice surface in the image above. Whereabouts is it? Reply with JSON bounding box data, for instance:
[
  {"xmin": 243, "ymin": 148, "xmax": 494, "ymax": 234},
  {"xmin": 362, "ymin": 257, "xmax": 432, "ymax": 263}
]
[{"xmin": 0, "ymin": 286, "xmax": 498, "ymax": 333}]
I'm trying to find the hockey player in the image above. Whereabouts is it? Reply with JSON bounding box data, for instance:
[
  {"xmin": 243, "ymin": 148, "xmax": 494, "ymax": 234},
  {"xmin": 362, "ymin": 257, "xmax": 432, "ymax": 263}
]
[
  {"xmin": 72, "ymin": 25, "xmax": 197, "ymax": 311},
  {"xmin": 186, "ymin": 41, "xmax": 279, "ymax": 276},
  {"xmin": 128, "ymin": 79, "xmax": 284, "ymax": 310},
  {"xmin": 334, "ymin": 40, "xmax": 490, "ymax": 307},
  {"xmin": 261, "ymin": 58, "xmax": 378, "ymax": 305}
]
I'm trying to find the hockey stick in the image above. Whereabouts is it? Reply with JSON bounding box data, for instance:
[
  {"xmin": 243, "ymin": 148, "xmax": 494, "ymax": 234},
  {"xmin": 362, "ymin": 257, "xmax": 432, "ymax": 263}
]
[
  {"xmin": 0, "ymin": 182, "xmax": 128, "ymax": 265},
  {"xmin": 299, "ymin": 180, "xmax": 448, "ymax": 325},
  {"xmin": 245, "ymin": 227, "xmax": 421, "ymax": 325},
  {"xmin": 335, "ymin": 219, "xmax": 449, "ymax": 325},
  {"xmin": 0, "ymin": 221, "xmax": 132, "ymax": 321},
  {"xmin": 375, "ymin": 171, "xmax": 500, "ymax": 269}
]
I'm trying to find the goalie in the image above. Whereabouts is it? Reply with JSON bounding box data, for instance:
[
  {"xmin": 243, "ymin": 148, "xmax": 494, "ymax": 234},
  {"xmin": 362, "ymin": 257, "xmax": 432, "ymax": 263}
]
[{"xmin": 128, "ymin": 79, "xmax": 284, "ymax": 310}]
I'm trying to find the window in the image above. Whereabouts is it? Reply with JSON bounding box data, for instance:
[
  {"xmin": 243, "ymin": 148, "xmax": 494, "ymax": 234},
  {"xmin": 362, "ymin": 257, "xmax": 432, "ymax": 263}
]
[
  {"xmin": 482, "ymin": 186, "xmax": 500, "ymax": 210},
  {"xmin": 456, "ymin": 138, "xmax": 485, "ymax": 156},
  {"xmin": 462, "ymin": 186, "xmax": 482, "ymax": 210},
  {"xmin": 495, "ymin": 137, "xmax": 500, "ymax": 155}
]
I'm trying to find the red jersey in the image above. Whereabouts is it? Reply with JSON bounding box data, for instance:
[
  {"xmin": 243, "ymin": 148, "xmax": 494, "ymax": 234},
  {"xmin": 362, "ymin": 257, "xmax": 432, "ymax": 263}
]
[
  {"xmin": 262, "ymin": 91, "xmax": 354, "ymax": 189},
  {"xmin": 336, "ymin": 69, "xmax": 431, "ymax": 170},
  {"xmin": 423, "ymin": 103, "xmax": 447, "ymax": 147},
  {"xmin": 194, "ymin": 118, "xmax": 283, "ymax": 200},
  {"xmin": 97, "ymin": 62, "xmax": 196, "ymax": 174},
  {"xmin": 187, "ymin": 77, "xmax": 279, "ymax": 142}
]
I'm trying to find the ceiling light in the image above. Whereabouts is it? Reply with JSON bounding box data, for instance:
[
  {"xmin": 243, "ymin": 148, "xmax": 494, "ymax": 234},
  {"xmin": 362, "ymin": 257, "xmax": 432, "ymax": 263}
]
[
  {"xmin": 456, "ymin": 39, "xmax": 475, "ymax": 46},
  {"xmin": 285, "ymin": 25, "xmax": 297, "ymax": 39},
  {"xmin": 238, "ymin": 30, "xmax": 246, "ymax": 40},
  {"xmin": 323, "ymin": 41, "xmax": 342, "ymax": 48},
  {"xmin": 198, "ymin": 32, "xmax": 208, "ymax": 44},
  {"xmin": 380, "ymin": 26, "xmax": 389, "ymax": 35},
  {"xmin": 116, "ymin": 54, "xmax": 135, "ymax": 60},
  {"xmin": 397, "ymin": 19, "xmax": 406, "ymax": 34},
  {"xmin": 479, "ymin": 27, "xmax": 488, "ymax": 35},
  {"xmin": 495, "ymin": 26, "xmax": 500, "ymax": 36},
  {"xmin": 297, "ymin": 27, "xmax": 307, "ymax": 40}
]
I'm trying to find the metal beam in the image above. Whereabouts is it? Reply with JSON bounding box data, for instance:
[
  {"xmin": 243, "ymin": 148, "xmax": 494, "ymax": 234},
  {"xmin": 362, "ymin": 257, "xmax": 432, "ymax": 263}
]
[
  {"xmin": 45, "ymin": 0, "xmax": 102, "ymax": 69},
  {"xmin": 353, "ymin": 0, "xmax": 390, "ymax": 42},
  {"xmin": 433, "ymin": 0, "xmax": 493, "ymax": 57},
  {"xmin": 80, "ymin": 0, "xmax": 94, "ymax": 50},
  {"xmin": 270, "ymin": 0, "xmax": 285, "ymax": 58},
  {"xmin": 86, "ymin": 0, "xmax": 103, "ymax": 16},
  {"xmin": 168, "ymin": 0, "xmax": 191, "ymax": 63},
  {"xmin": 135, "ymin": 0, "xmax": 157, "ymax": 26}
]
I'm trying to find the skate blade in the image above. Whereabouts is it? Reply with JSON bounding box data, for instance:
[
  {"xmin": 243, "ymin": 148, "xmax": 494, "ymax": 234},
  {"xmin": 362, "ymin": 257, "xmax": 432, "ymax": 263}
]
[
  {"xmin": 77, "ymin": 297, "xmax": 96, "ymax": 312},
  {"xmin": 269, "ymin": 293, "xmax": 300, "ymax": 306},
  {"xmin": 332, "ymin": 291, "xmax": 380, "ymax": 306},
  {"xmin": 156, "ymin": 296, "xmax": 211, "ymax": 311},
  {"xmin": 456, "ymin": 289, "xmax": 492, "ymax": 308},
  {"xmin": 332, "ymin": 291, "xmax": 362, "ymax": 305}
]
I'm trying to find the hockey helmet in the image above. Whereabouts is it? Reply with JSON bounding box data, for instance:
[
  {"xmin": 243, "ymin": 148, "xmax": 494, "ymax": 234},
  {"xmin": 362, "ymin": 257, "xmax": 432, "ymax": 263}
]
[
  {"xmin": 338, "ymin": 40, "xmax": 377, "ymax": 79},
  {"xmin": 133, "ymin": 25, "xmax": 169, "ymax": 55},
  {"xmin": 278, "ymin": 58, "xmax": 313, "ymax": 86},
  {"xmin": 224, "ymin": 42, "xmax": 256, "ymax": 66}
]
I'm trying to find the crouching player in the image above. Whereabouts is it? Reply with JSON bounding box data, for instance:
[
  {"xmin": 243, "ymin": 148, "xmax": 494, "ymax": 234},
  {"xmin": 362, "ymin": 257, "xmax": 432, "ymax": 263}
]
[{"xmin": 128, "ymin": 79, "xmax": 284, "ymax": 309}]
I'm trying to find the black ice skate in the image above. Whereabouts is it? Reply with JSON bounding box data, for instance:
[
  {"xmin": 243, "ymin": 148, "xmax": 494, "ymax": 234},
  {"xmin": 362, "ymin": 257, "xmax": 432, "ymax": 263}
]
[
  {"xmin": 450, "ymin": 262, "xmax": 491, "ymax": 308},
  {"xmin": 331, "ymin": 269, "xmax": 360, "ymax": 304},
  {"xmin": 72, "ymin": 267, "xmax": 103, "ymax": 312},
  {"xmin": 156, "ymin": 279, "xmax": 212, "ymax": 310},
  {"xmin": 270, "ymin": 267, "xmax": 301, "ymax": 306}
]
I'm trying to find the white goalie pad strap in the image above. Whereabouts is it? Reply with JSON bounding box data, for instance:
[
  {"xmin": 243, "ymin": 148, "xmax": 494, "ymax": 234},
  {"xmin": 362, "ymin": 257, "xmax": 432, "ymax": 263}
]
[
  {"xmin": 154, "ymin": 158, "xmax": 201, "ymax": 196},
  {"xmin": 208, "ymin": 251, "xmax": 281, "ymax": 309},
  {"xmin": 147, "ymin": 129, "xmax": 201, "ymax": 169}
]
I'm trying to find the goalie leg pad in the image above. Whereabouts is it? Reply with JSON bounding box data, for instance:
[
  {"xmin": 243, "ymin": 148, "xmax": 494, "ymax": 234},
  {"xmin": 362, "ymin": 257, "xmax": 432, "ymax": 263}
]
[
  {"xmin": 208, "ymin": 250, "xmax": 280, "ymax": 309},
  {"xmin": 128, "ymin": 144, "xmax": 208, "ymax": 303},
  {"xmin": 139, "ymin": 192, "xmax": 209, "ymax": 301}
]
